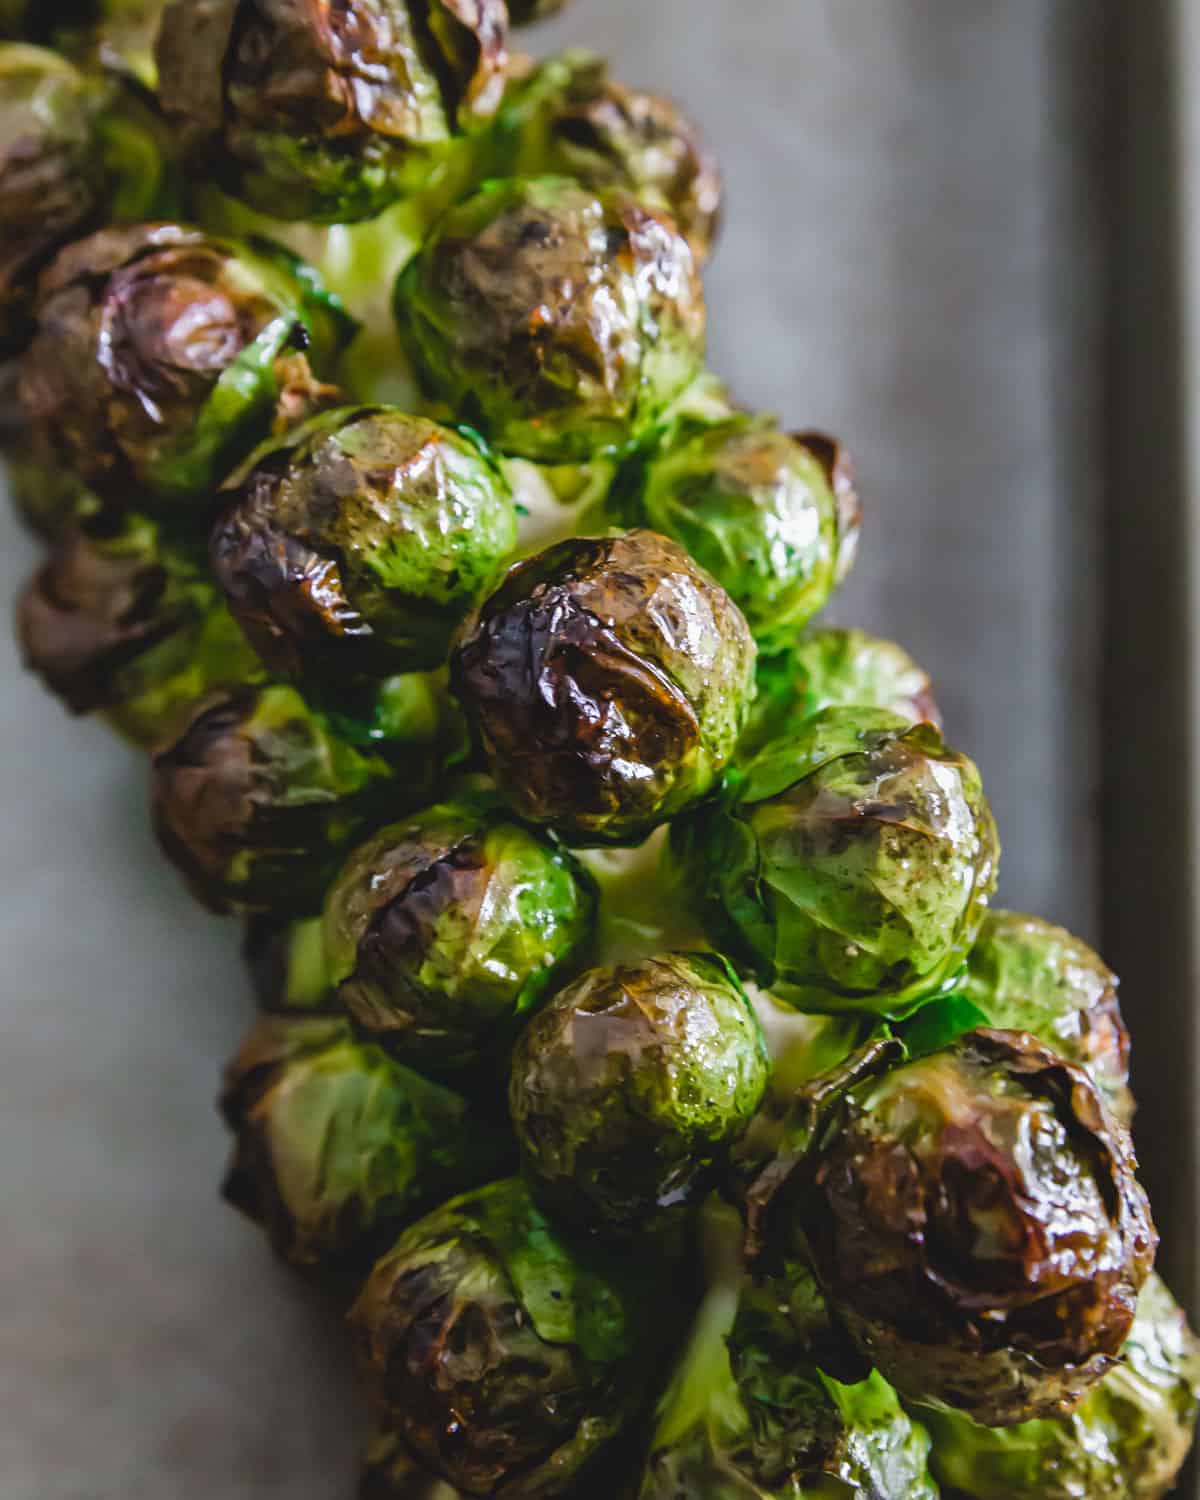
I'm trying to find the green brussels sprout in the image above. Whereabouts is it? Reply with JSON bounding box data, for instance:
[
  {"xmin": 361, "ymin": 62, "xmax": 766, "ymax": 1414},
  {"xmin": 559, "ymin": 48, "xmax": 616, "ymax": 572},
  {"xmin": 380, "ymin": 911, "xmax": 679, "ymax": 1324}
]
[
  {"xmin": 452, "ymin": 530, "xmax": 757, "ymax": 846},
  {"xmin": 394, "ymin": 176, "xmax": 707, "ymax": 463},
  {"xmin": 155, "ymin": 0, "xmax": 509, "ymax": 224},
  {"xmin": 639, "ymin": 1201, "xmax": 939, "ymax": 1500},
  {"xmin": 673, "ymin": 707, "xmax": 999, "ymax": 1015},
  {"xmin": 210, "ymin": 406, "xmax": 518, "ymax": 681},
  {"xmin": 16, "ymin": 513, "xmax": 264, "ymax": 747},
  {"xmin": 510, "ymin": 954, "xmax": 769, "ymax": 1237},
  {"xmin": 324, "ymin": 793, "xmax": 596, "ymax": 1075},
  {"xmin": 0, "ymin": 45, "xmax": 174, "ymax": 354},
  {"xmin": 490, "ymin": 53, "xmax": 721, "ymax": 263},
  {"xmin": 922, "ymin": 1272, "xmax": 1200, "ymax": 1500},
  {"xmin": 19, "ymin": 223, "xmax": 354, "ymax": 510},
  {"xmin": 962, "ymin": 909, "xmax": 1134, "ymax": 1126},
  {"xmin": 220, "ymin": 1013, "xmax": 512, "ymax": 1278},
  {"xmin": 608, "ymin": 417, "xmax": 860, "ymax": 647},
  {"xmin": 243, "ymin": 915, "xmax": 337, "ymax": 1014},
  {"xmin": 350, "ymin": 1177, "xmax": 685, "ymax": 1498},
  {"xmin": 747, "ymin": 1030, "xmax": 1157, "ymax": 1427},
  {"xmin": 151, "ymin": 682, "xmax": 404, "ymax": 916},
  {"xmin": 506, "ymin": 0, "xmax": 568, "ymax": 23},
  {"xmin": 743, "ymin": 625, "xmax": 941, "ymax": 760}
]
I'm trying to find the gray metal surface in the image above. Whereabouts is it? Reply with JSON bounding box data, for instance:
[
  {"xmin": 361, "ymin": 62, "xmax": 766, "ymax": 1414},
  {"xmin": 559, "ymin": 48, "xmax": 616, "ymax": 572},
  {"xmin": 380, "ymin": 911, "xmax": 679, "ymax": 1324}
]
[{"xmin": 0, "ymin": 2, "xmax": 1121, "ymax": 1495}]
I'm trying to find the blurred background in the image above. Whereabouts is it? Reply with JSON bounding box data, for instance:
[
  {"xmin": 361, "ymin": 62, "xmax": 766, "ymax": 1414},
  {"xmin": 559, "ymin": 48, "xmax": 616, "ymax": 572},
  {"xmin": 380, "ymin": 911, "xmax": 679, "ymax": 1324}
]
[{"xmin": 1, "ymin": 0, "xmax": 1196, "ymax": 1494}]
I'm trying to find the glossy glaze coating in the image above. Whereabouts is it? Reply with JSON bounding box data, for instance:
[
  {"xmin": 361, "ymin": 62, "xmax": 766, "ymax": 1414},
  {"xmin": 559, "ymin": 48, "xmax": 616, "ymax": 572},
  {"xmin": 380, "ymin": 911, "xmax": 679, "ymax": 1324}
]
[
  {"xmin": 759, "ymin": 1029, "xmax": 1156, "ymax": 1426},
  {"xmin": 151, "ymin": 682, "xmax": 399, "ymax": 916},
  {"xmin": 964, "ymin": 909, "xmax": 1134, "ymax": 1125},
  {"xmin": 19, "ymin": 223, "xmax": 351, "ymax": 508},
  {"xmin": 452, "ymin": 529, "xmax": 756, "ymax": 845},
  {"xmin": 674, "ymin": 707, "xmax": 999, "ymax": 1014},
  {"xmin": 394, "ymin": 176, "xmax": 706, "ymax": 463},
  {"xmin": 494, "ymin": 52, "xmax": 721, "ymax": 263},
  {"xmin": 211, "ymin": 407, "xmax": 518, "ymax": 681},
  {"xmin": 923, "ymin": 1272, "xmax": 1200, "ymax": 1500},
  {"xmin": 324, "ymin": 795, "xmax": 596, "ymax": 1073},
  {"xmin": 350, "ymin": 1177, "xmax": 675, "ymax": 1497},
  {"xmin": 618, "ymin": 417, "xmax": 859, "ymax": 646},
  {"xmin": 510, "ymin": 954, "xmax": 770, "ymax": 1235},
  {"xmin": 220, "ymin": 1012, "xmax": 509, "ymax": 1278},
  {"xmin": 155, "ymin": 0, "xmax": 508, "ymax": 222}
]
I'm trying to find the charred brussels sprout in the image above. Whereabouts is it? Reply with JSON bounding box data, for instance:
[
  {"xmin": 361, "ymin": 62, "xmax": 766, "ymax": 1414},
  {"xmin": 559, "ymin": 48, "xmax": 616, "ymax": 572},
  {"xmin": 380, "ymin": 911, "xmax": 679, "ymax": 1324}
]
[
  {"xmin": 155, "ymin": 0, "xmax": 508, "ymax": 223},
  {"xmin": 20, "ymin": 224, "xmax": 353, "ymax": 510},
  {"xmin": 640, "ymin": 1202, "xmax": 938, "ymax": 1500},
  {"xmin": 16, "ymin": 513, "xmax": 263, "ymax": 747},
  {"xmin": 395, "ymin": 177, "xmax": 707, "ymax": 463},
  {"xmin": 243, "ymin": 915, "xmax": 336, "ymax": 1014},
  {"xmin": 674, "ymin": 707, "xmax": 998, "ymax": 1014},
  {"xmin": 350, "ymin": 1177, "xmax": 682, "ymax": 1498},
  {"xmin": 220, "ymin": 1013, "xmax": 510, "ymax": 1278},
  {"xmin": 151, "ymin": 682, "xmax": 402, "ymax": 916},
  {"xmin": 324, "ymin": 795, "xmax": 596, "ymax": 1074},
  {"xmin": 922, "ymin": 1272, "xmax": 1200, "ymax": 1500},
  {"xmin": 510, "ymin": 954, "xmax": 769, "ymax": 1236},
  {"xmin": 963, "ymin": 909, "xmax": 1133, "ymax": 1125},
  {"xmin": 743, "ymin": 625, "xmax": 941, "ymax": 760},
  {"xmin": 749, "ymin": 1030, "xmax": 1156, "ymax": 1426},
  {"xmin": 211, "ymin": 407, "xmax": 518, "ymax": 681},
  {"xmin": 0, "ymin": 46, "xmax": 173, "ymax": 354},
  {"xmin": 452, "ymin": 530, "xmax": 757, "ymax": 845},
  {"xmin": 491, "ymin": 53, "xmax": 721, "ymax": 263},
  {"xmin": 611, "ymin": 418, "xmax": 860, "ymax": 647}
]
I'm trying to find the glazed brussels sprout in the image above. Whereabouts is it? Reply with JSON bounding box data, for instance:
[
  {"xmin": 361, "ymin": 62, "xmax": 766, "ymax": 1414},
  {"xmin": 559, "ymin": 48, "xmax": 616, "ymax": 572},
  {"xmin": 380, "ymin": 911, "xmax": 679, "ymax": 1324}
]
[
  {"xmin": 491, "ymin": 53, "xmax": 721, "ymax": 263},
  {"xmin": 963, "ymin": 909, "xmax": 1134, "ymax": 1125},
  {"xmin": 155, "ymin": 0, "xmax": 508, "ymax": 223},
  {"xmin": 243, "ymin": 916, "xmax": 336, "ymax": 1014},
  {"xmin": 609, "ymin": 417, "xmax": 860, "ymax": 647},
  {"xmin": 350, "ymin": 1177, "xmax": 683, "ymax": 1497},
  {"xmin": 0, "ymin": 46, "xmax": 173, "ymax": 354},
  {"xmin": 394, "ymin": 177, "xmax": 707, "ymax": 463},
  {"xmin": 510, "ymin": 954, "xmax": 769, "ymax": 1236},
  {"xmin": 748, "ymin": 1030, "xmax": 1156, "ymax": 1426},
  {"xmin": 452, "ymin": 530, "xmax": 757, "ymax": 845},
  {"xmin": 324, "ymin": 793, "xmax": 596, "ymax": 1075},
  {"xmin": 16, "ymin": 513, "xmax": 263, "ymax": 747},
  {"xmin": 19, "ymin": 224, "xmax": 353, "ymax": 510},
  {"xmin": 673, "ymin": 707, "xmax": 998, "ymax": 1014},
  {"xmin": 211, "ymin": 407, "xmax": 518, "ymax": 681},
  {"xmin": 743, "ymin": 626, "xmax": 941, "ymax": 760},
  {"xmin": 922, "ymin": 1272, "xmax": 1200, "ymax": 1500},
  {"xmin": 220, "ymin": 1013, "xmax": 511, "ymax": 1277},
  {"xmin": 151, "ymin": 682, "xmax": 402, "ymax": 916},
  {"xmin": 639, "ymin": 1201, "xmax": 938, "ymax": 1500}
]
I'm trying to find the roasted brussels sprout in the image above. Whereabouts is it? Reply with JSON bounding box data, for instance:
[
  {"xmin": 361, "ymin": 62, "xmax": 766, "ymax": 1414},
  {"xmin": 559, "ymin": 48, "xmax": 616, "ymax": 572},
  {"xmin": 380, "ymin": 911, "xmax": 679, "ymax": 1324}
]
[
  {"xmin": 211, "ymin": 406, "xmax": 518, "ymax": 681},
  {"xmin": 743, "ymin": 625, "xmax": 941, "ymax": 760},
  {"xmin": 491, "ymin": 53, "xmax": 721, "ymax": 263},
  {"xmin": 748, "ymin": 1030, "xmax": 1156, "ymax": 1426},
  {"xmin": 394, "ymin": 177, "xmax": 707, "ymax": 463},
  {"xmin": 673, "ymin": 707, "xmax": 998, "ymax": 1014},
  {"xmin": 452, "ymin": 530, "xmax": 757, "ymax": 845},
  {"xmin": 16, "ymin": 513, "xmax": 263, "ymax": 746},
  {"xmin": 243, "ymin": 915, "xmax": 336, "ymax": 1014},
  {"xmin": 151, "ymin": 682, "xmax": 402, "ymax": 916},
  {"xmin": 608, "ymin": 417, "xmax": 859, "ymax": 646},
  {"xmin": 350, "ymin": 1177, "xmax": 684, "ymax": 1498},
  {"xmin": 155, "ymin": 0, "xmax": 508, "ymax": 224},
  {"xmin": 324, "ymin": 793, "xmax": 596, "ymax": 1075},
  {"xmin": 639, "ymin": 1200, "xmax": 938, "ymax": 1500},
  {"xmin": 963, "ymin": 909, "xmax": 1133, "ymax": 1125},
  {"xmin": 922, "ymin": 1272, "xmax": 1200, "ymax": 1500},
  {"xmin": 220, "ymin": 1013, "xmax": 511, "ymax": 1278},
  {"xmin": 19, "ymin": 223, "xmax": 353, "ymax": 510},
  {"xmin": 0, "ymin": 45, "xmax": 173, "ymax": 354},
  {"xmin": 510, "ymin": 954, "xmax": 769, "ymax": 1236}
]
